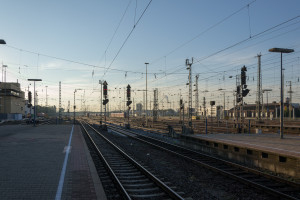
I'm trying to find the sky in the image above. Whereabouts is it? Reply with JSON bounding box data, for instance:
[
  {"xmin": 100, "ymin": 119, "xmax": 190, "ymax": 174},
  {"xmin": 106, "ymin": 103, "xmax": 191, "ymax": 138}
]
[{"xmin": 0, "ymin": 0, "xmax": 300, "ymax": 112}]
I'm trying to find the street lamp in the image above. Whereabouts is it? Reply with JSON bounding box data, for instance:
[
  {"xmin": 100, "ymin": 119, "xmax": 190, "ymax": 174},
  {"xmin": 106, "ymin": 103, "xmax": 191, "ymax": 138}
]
[
  {"xmin": 0, "ymin": 40, "xmax": 6, "ymax": 114},
  {"xmin": 269, "ymin": 48, "xmax": 294, "ymax": 139},
  {"xmin": 74, "ymin": 89, "xmax": 82, "ymax": 124},
  {"xmin": 27, "ymin": 79, "xmax": 42, "ymax": 127},
  {"xmin": 145, "ymin": 62, "xmax": 149, "ymax": 126}
]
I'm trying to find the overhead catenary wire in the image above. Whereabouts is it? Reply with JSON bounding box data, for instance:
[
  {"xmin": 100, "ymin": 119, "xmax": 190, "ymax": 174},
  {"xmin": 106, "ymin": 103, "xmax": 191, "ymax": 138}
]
[
  {"xmin": 101, "ymin": 0, "xmax": 153, "ymax": 78},
  {"xmin": 149, "ymin": 0, "xmax": 257, "ymax": 65}
]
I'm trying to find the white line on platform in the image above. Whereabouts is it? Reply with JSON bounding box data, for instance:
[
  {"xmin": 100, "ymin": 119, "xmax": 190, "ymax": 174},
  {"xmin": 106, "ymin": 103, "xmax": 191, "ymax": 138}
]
[{"xmin": 55, "ymin": 125, "xmax": 74, "ymax": 200}]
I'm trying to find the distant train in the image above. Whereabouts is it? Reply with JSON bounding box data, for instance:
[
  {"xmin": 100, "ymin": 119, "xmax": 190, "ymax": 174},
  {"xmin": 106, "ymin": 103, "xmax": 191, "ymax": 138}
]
[{"xmin": 110, "ymin": 112, "xmax": 126, "ymax": 118}]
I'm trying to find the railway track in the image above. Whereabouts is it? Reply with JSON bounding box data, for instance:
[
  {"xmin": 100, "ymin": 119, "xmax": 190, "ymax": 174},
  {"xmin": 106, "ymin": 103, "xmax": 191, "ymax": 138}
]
[
  {"xmin": 105, "ymin": 123, "xmax": 300, "ymax": 200},
  {"xmin": 79, "ymin": 121, "xmax": 186, "ymax": 200}
]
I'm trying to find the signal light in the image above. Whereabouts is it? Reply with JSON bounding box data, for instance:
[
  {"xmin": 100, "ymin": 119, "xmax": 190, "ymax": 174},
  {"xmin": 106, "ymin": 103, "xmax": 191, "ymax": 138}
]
[
  {"xmin": 103, "ymin": 81, "xmax": 108, "ymax": 97},
  {"xmin": 242, "ymin": 89, "xmax": 250, "ymax": 97},
  {"xmin": 236, "ymin": 86, "xmax": 240, "ymax": 94},
  {"xmin": 180, "ymin": 99, "xmax": 183, "ymax": 109},
  {"xmin": 28, "ymin": 91, "xmax": 32, "ymax": 104},
  {"xmin": 103, "ymin": 99, "xmax": 109, "ymax": 105},
  {"xmin": 127, "ymin": 100, "xmax": 132, "ymax": 106},
  {"xmin": 126, "ymin": 84, "xmax": 131, "ymax": 99},
  {"xmin": 237, "ymin": 96, "xmax": 242, "ymax": 103},
  {"xmin": 103, "ymin": 85, "xmax": 107, "ymax": 96},
  {"xmin": 241, "ymin": 70, "xmax": 246, "ymax": 85},
  {"xmin": 241, "ymin": 65, "xmax": 247, "ymax": 85}
]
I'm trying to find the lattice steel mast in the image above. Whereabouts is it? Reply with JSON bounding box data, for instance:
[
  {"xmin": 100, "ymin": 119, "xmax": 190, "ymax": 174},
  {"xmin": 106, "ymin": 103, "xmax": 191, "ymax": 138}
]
[
  {"xmin": 186, "ymin": 58, "xmax": 193, "ymax": 127},
  {"xmin": 195, "ymin": 74, "xmax": 199, "ymax": 117}
]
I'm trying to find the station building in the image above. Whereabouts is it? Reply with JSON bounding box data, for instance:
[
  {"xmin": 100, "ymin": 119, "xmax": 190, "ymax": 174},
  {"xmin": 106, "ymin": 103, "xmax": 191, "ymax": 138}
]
[{"xmin": 0, "ymin": 82, "xmax": 25, "ymax": 120}]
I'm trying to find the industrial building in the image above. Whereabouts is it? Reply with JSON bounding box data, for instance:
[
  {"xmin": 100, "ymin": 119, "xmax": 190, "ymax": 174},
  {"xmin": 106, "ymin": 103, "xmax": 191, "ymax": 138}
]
[{"xmin": 0, "ymin": 82, "xmax": 25, "ymax": 120}]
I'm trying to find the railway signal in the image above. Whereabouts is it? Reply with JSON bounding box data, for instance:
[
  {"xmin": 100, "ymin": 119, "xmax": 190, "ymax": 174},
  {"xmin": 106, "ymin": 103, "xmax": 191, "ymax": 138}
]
[
  {"xmin": 127, "ymin": 84, "xmax": 131, "ymax": 99},
  {"xmin": 28, "ymin": 91, "xmax": 32, "ymax": 107},
  {"xmin": 28, "ymin": 91, "xmax": 32, "ymax": 104},
  {"xmin": 102, "ymin": 81, "xmax": 108, "ymax": 129},
  {"xmin": 180, "ymin": 99, "xmax": 183, "ymax": 109},
  {"xmin": 242, "ymin": 89, "xmax": 250, "ymax": 97},
  {"xmin": 103, "ymin": 99, "xmax": 109, "ymax": 105},
  {"xmin": 125, "ymin": 84, "xmax": 132, "ymax": 129},
  {"xmin": 103, "ymin": 81, "xmax": 108, "ymax": 97},
  {"xmin": 239, "ymin": 66, "xmax": 250, "ymax": 133},
  {"xmin": 241, "ymin": 66, "xmax": 250, "ymax": 98},
  {"xmin": 241, "ymin": 65, "xmax": 247, "ymax": 85},
  {"xmin": 127, "ymin": 100, "xmax": 132, "ymax": 106}
]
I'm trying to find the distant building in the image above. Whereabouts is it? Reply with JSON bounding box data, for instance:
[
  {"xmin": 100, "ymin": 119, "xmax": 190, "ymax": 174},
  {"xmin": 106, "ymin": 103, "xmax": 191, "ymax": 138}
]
[
  {"xmin": 228, "ymin": 101, "xmax": 300, "ymax": 119},
  {"xmin": 0, "ymin": 82, "xmax": 25, "ymax": 120},
  {"xmin": 136, "ymin": 103, "xmax": 142, "ymax": 116}
]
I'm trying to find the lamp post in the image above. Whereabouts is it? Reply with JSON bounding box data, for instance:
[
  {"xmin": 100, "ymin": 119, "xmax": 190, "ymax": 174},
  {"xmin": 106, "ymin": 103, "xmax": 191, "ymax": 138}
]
[
  {"xmin": 0, "ymin": 40, "xmax": 6, "ymax": 114},
  {"xmin": 0, "ymin": 39, "xmax": 7, "ymax": 82},
  {"xmin": 269, "ymin": 48, "xmax": 294, "ymax": 139},
  {"xmin": 73, "ymin": 89, "xmax": 82, "ymax": 124},
  {"xmin": 27, "ymin": 79, "xmax": 42, "ymax": 127},
  {"xmin": 145, "ymin": 62, "xmax": 149, "ymax": 126}
]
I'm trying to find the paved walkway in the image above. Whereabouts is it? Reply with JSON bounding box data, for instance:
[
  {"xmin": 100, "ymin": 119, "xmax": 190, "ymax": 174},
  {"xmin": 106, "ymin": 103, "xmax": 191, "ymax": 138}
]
[
  {"xmin": 191, "ymin": 133, "xmax": 300, "ymax": 158},
  {"xmin": 0, "ymin": 124, "xmax": 105, "ymax": 200}
]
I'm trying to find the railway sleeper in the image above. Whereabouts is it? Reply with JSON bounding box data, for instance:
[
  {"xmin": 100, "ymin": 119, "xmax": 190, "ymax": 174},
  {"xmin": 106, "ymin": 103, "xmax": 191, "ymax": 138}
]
[
  {"xmin": 118, "ymin": 175, "xmax": 145, "ymax": 179},
  {"xmin": 115, "ymin": 172, "xmax": 142, "ymax": 176},
  {"xmin": 126, "ymin": 187, "xmax": 161, "ymax": 193},
  {"xmin": 120, "ymin": 178, "xmax": 150, "ymax": 183},
  {"xmin": 130, "ymin": 192, "xmax": 167, "ymax": 199},
  {"xmin": 122, "ymin": 183, "xmax": 155, "ymax": 188}
]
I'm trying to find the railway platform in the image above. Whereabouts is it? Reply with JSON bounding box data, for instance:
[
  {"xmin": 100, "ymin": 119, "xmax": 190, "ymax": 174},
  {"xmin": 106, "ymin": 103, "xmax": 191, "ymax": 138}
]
[
  {"xmin": 179, "ymin": 133, "xmax": 300, "ymax": 179},
  {"xmin": 0, "ymin": 124, "xmax": 106, "ymax": 200}
]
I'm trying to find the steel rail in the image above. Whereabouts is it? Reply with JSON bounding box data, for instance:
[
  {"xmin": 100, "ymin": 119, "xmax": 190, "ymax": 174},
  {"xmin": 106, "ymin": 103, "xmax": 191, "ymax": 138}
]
[
  {"xmin": 112, "ymin": 123, "xmax": 300, "ymax": 188},
  {"xmin": 83, "ymin": 121, "xmax": 185, "ymax": 200},
  {"xmin": 80, "ymin": 121, "xmax": 131, "ymax": 200},
  {"xmin": 108, "ymin": 124, "xmax": 300, "ymax": 200}
]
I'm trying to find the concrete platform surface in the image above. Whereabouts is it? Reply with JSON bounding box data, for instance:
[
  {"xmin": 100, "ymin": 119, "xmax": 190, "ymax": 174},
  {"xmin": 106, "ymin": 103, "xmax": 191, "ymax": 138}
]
[
  {"xmin": 190, "ymin": 133, "xmax": 300, "ymax": 158},
  {"xmin": 0, "ymin": 124, "xmax": 105, "ymax": 200}
]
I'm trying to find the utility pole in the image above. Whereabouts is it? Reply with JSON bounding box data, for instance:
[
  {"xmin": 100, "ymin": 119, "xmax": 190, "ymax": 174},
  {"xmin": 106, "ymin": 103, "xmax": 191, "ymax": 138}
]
[
  {"xmin": 286, "ymin": 81, "xmax": 293, "ymax": 119},
  {"xmin": 223, "ymin": 92, "xmax": 226, "ymax": 119},
  {"xmin": 203, "ymin": 97, "xmax": 206, "ymax": 118},
  {"xmin": 99, "ymin": 80, "xmax": 103, "ymax": 124},
  {"xmin": 45, "ymin": 86, "xmax": 48, "ymax": 116},
  {"xmin": 186, "ymin": 58, "xmax": 193, "ymax": 128},
  {"xmin": 45, "ymin": 86, "xmax": 48, "ymax": 108},
  {"xmin": 153, "ymin": 88, "xmax": 158, "ymax": 122},
  {"xmin": 145, "ymin": 62, "xmax": 149, "ymax": 126},
  {"xmin": 67, "ymin": 100, "xmax": 70, "ymax": 119},
  {"xmin": 263, "ymin": 89, "xmax": 272, "ymax": 118},
  {"xmin": 240, "ymin": 66, "xmax": 250, "ymax": 133},
  {"xmin": 256, "ymin": 54, "xmax": 262, "ymax": 120},
  {"xmin": 126, "ymin": 84, "xmax": 132, "ymax": 129},
  {"xmin": 195, "ymin": 74, "xmax": 199, "ymax": 117},
  {"xmin": 59, "ymin": 82, "xmax": 62, "ymax": 121},
  {"xmin": 103, "ymin": 81, "xmax": 109, "ymax": 124}
]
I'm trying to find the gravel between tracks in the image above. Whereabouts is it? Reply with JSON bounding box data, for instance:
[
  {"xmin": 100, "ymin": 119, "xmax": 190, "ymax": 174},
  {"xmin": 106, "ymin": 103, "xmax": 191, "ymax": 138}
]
[{"xmin": 95, "ymin": 127, "xmax": 273, "ymax": 200}]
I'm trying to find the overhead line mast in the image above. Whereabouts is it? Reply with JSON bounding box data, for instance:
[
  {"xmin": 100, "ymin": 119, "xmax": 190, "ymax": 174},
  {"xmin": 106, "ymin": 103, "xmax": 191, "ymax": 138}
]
[{"xmin": 186, "ymin": 58, "xmax": 193, "ymax": 128}]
